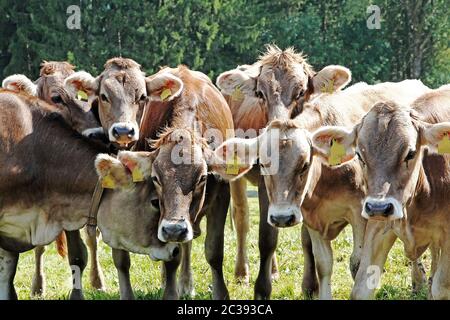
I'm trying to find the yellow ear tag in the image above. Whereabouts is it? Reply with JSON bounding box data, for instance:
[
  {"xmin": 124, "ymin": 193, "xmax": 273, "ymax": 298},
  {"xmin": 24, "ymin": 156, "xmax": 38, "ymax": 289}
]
[
  {"xmin": 329, "ymin": 139, "xmax": 346, "ymax": 166},
  {"xmin": 101, "ymin": 174, "xmax": 116, "ymax": 189},
  {"xmin": 226, "ymin": 154, "xmax": 240, "ymax": 175},
  {"xmin": 438, "ymin": 133, "xmax": 450, "ymax": 155},
  {"xmin": 77, "ymin": 90, "xmax": 88, "ymax": 102},
  {"xmin": 231, "ymin": 86, "xmax": 244, "ymax": 101},
  {"xmin": 131, "ymin": 168, "xmax": 144, "ymax": 182},
  {"xmin": 160, "ymin": 88, "xmax": 172, "ymax": 101},
  {"xmin": 321, "ymin": 79, "xmax": 335, "ymax": 94}
]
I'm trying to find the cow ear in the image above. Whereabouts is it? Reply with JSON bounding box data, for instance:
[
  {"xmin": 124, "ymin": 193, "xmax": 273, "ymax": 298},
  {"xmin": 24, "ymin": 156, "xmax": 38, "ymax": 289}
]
[
  {"xmin": 216, "ymin": 64, "xmax": 261, "ymax": 98},
  {"xmin": 95, "ymin": 154, "xmax": 133, "ymax": 189},
  {"xmin": 2, "ymin": 74, "xmax": 38, "ymax": 96},
  {"xmin": 146, "ymin": 73, "xmax": 183, "ymax": 102},
  {"xmin": 422, "ymin": 122, "xmax": 450, "ymax": 155},
  {"xmin": 64, "ymin": 71, "xmax": 99, "ymax": 104},
  {"xmin": 117, "ymin": 151, "xmax": 155, "ymax": 182},
  {"xmin": 311, "ymin": 126, "xmax": 356, "ymax": 166},
  {"xmin": 209, "ymin": 137, "xmax": 259, "ymax": 180},
  {"xmin": 311, "ymin": 65, "xmax": 351, "ymax": 94}
]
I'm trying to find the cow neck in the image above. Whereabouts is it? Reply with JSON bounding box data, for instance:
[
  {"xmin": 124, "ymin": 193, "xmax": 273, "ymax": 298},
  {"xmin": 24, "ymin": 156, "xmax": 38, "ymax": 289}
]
[
  {"xmin": 135, "ymin": 99, "xmax": 175, "ymax": 151},
  {"xmin": 31, "ymin": 108, "xmax": 107, "ymax": 194}
]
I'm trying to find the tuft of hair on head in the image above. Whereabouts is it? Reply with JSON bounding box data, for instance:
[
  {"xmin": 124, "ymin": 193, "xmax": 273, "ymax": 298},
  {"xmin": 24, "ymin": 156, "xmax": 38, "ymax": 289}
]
[
  {"xmin": 40, "ymin": 61, "xmax": 75, "ymax": 77},
  {"xmin": 258, "ymin": 44, "xmax": 314, "ymax": 76},
  {"xmin": 267, "ymin": 119, "xmax": 300, "ymax": 131},
  {"xmin": 104, "ymin": 57, "xmax": 141, "ymax": 70}
]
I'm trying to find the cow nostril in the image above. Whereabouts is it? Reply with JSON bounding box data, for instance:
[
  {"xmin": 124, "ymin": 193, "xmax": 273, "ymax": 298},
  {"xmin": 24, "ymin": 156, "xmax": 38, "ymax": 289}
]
[
  {"xmin": 365, "ymin": 202, "xmax": 374, "ymax": 216},
  {"xmin": 112, "ymin": 127, "xmax": 120, "ymax": 138},
  {"xmin": 383, "ymin": 203, "xmax": 394, "ymax": 216},
  {"xmin": 172, "ymin": 246, "xmax": 180, "ymax": 258},
  {"xmin": 269, "ymin": 215, "xmax": 277, "ymax": 225},
  {"xmin": 287, "ymin": 214, "xmax": 295, "ymax": 225}
]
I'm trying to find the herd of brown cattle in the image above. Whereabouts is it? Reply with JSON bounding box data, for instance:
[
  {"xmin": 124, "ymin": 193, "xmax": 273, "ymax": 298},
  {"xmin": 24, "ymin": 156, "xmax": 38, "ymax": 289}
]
[{"xmin": 0, "ymin": 45, "xmax": 448, "ymax": 300}]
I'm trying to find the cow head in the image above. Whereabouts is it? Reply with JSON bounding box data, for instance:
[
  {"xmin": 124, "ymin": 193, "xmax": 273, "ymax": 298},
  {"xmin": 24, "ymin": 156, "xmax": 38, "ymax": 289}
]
[
  {"xmin": 105, "ymin": 127, "xmax": 213, "ymax": 244},
  {"xmin": 216, "ymin": 45, "xmax": 351, "ymax": 121},
  {"xmin": 213, "ymin": 119, "xmax": 319, "ymax": 227},
  {"xmin": 312, "ymin": 101, "xmax": 450, "ymax": 221},
  {"xmin": 94, "ymin": 153, "xmax": 180, "ymax": 261},
  {"xmin": 65, "ymin": 58, "xmax": 147, "ymax": 147},
  {"xmin": 2, "ymin": 61, "xmax": 101, "ymax": 136}
]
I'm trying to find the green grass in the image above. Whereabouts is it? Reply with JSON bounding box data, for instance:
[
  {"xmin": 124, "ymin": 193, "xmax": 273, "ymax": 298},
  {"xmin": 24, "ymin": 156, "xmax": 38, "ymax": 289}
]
[{"xmin": 13, "ymin": 186, "xmax": 430, "ymax": 300}]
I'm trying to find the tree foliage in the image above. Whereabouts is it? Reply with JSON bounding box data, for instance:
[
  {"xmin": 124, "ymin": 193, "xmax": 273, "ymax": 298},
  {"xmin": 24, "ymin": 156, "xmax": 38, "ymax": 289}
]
[{"xmin": 0, "ymin": 0, "xmax": 448, "ymax": 87}]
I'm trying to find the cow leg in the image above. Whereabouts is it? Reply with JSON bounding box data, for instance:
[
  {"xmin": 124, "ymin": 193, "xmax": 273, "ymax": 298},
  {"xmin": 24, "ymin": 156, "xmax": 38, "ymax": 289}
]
[
  {"xmin": 411, "ymin": 258, "xmax": 427, "ymax": 295},
  {"xmin": 430, "ymin": 238, "xmax": 450, "ymax": 300},
  {"xmin": 230, "ymin": 178, "xmax": 250, "ymax": 284},
  {"xmin": 308, "ymin": 228, "xmax": 333, "ymax": 300},
  {"xmin": 350, "ymin": 217, "xmax": 366, "ymax": 280},
  {"xmin": 301, "ymin": 224, "xmax": 318, "ymax": 298},
  {"xmin": 66, "ymin": 230, "xmax": 87, "ymax": 300},
  {"xmin": 254, "ymin": 179, "xmax": 278, "ymax": 300},
  {"xmin": 205, "ymin": 178, "xmax": 230, "ymax": 300},
  {"xmin": 112, "ymin": 248, "xmax": 134, "ymax": 300},
  {"xmin": 178, "ymin": 241, "xmax": 194, "ymax": 297},
  {"xmin": 271, "ymin": 253, "xmax": 279, "ymax": 280},
  {"xmin": 31, "ymin": 246, "xmax": 46, "ymax": 296},
  {"xmin": 162, "ymin": 248, "xmax": 182, "ymax": 300},
  {"xmin": 0, "ymin": 247, "xmax": 19, "ymax": 300},
  {"xmin": 84, "ymin": 228, "xmax": 106, "ymax": 291},
  {"xmin": 428, "ymin": 244, "xmax": 440, "ymax": 299},
  {"xmin": 351, "ymin": 221, "xmax": 396, "ymax": 300}
]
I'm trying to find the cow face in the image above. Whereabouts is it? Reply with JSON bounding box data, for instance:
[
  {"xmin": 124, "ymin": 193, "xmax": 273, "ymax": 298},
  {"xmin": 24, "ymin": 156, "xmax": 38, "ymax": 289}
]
[
  {"xmin": 2, "ymin": 61, "xmax": 100, "ymax": 136},
  {"xmin": 213, "ymin": 119, "xmax": 316, "ymax": 228},
  {"xmin": 65, "ymin": 58, "xmax": 147, "ymax": 147},
  {"xmin": 94, "ymin": 153, "xmax": 180, "ymax": 261},
  {"xmin": 111, "ymin": 128, "xmax": 210, "ymax": 244},
  {"xmin": 312, "ymin": 101, "xmax": 450, "ymax": 222},
  {"xmin": 216, "ymin": 45, "xmax": 351, "ymax": 121}
]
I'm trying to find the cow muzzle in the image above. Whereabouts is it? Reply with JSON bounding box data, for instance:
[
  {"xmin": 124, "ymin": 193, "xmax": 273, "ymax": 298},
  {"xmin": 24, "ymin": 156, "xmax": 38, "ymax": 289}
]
[
  {"xmin": 268, "ymin": 204, "xmax": 302, "ymax": 228},
  {"xmin": 158, "ymin": 219, "xmax": 193, "ymax": 243},
  {"xmin": 362, "ymin": 197, "xmax": 403, "ymax": 221},
  {"xmin": 149, "ymin": 243, "xmax": 180, "ymax": 262},
  {"xmin": 109, "ymin": 122, "xmax": 139, "ymax": 147}
]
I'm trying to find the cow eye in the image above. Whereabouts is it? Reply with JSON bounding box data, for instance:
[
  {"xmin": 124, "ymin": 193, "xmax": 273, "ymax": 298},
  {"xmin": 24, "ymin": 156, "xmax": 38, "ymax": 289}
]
[
  {"xmin": 51, "ymin": 95, "xmax": 63, "ymax": 104},
  {"xmin": 100, "ymin": 93, "xmax": 109, "ymax": 103},
  {"xmin": 295, "ymin": 90, "xmax": 305, "ymax": 100},
  {"xmin": 150, "ymin": 198, "xmax": 160, "ymax": 209},
  {"xmin": 356, "ymin": 151, "xmax": 366, "ymax": 166},
  {"xmin": 405, "ymin": 150, "xmax": 416, "ymax": 162},
  {"xmin": 198, "ymin": 175, "xmax": 207, "ymax": 184},
  {"xmin": 300, "ymin": 162, "xmax": 309, "ymax": 174},
  {"xmin": 151, "ymin": 176, "xmax": 160, "ymax": 185},
  {"xmin": 139, "ymin": 94, "xmax": 147, "ymax": 101},
  {"xmin": 255, "ymin": 90, "xmax": 264, "ymax": 99}
]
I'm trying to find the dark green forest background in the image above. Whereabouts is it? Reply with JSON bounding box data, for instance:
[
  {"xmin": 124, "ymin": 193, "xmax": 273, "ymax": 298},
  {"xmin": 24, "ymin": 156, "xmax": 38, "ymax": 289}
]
[{"xmin": 0, "ymin": 0, "xmax": 448, "ymax": 87}]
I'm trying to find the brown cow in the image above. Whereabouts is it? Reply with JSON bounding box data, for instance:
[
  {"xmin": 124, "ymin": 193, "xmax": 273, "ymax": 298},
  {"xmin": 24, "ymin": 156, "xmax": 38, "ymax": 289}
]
[
  {"xmin": 216, "ymin": 45, "xmax": 354, "ymax": 296},
  {"xmin": 100, "ymin": 65, "xmax": 235, "ymax": 299},
  {"xmin": 214, "ymin": 78, "xmax": 431, "ymax": 299},
  {"xmin": 2, "ymin": 61, "xmax": 106, "ymax": 295},
  {"xmin": 312, "ymin": 87, "xmax": 450, "ymax": 299},
  {"xmin": 0, "ymin": 90, "xmax": 178, "ymax": 300},
  {"xmin": 3, "ymin": 61, "xmax": 101, "ymax": 137},
  {"xmin": 64, "ymin": 58, "xmax": 147, "ymax": 147}
]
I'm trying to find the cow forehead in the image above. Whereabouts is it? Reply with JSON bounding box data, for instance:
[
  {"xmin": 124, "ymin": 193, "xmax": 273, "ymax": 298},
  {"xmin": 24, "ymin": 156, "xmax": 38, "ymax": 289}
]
[
  {"xmin": 101, "ymin": 69, "xmax": 145, "ymax": 92},
  {"xmin": 358, "ymin": 108, "xmax": 418, "ymax": 163}
]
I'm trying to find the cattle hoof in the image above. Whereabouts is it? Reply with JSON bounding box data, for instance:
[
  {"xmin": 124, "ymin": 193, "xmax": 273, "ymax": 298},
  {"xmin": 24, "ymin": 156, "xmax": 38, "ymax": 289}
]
[
  {"xmin": 178, "ymin": 279, "xmax": 195, "ymax": 298},
  {"xmin": 31, "ymin": 274, "xmax": 46, "ymax": 297},
  {"xmin": 271, "ymin": 271, "xmax": 280, "ymax": 281},
  {"xmin": 90, "ymin": 271, "xmax": 106, "ymax": 291},
  {"xmin": 234, "ymin": 263, "xmax": 250, "ymax": 285},
  {"xmin": 69, "ymin": 289, "xmax": 84, "ymax": 300}
]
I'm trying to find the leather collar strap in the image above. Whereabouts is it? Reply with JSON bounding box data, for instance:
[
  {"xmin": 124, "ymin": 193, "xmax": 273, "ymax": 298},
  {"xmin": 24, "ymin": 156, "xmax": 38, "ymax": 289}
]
[{"xmin": 87, "ymin": 178, "xmax": 104, "ymax": 237}]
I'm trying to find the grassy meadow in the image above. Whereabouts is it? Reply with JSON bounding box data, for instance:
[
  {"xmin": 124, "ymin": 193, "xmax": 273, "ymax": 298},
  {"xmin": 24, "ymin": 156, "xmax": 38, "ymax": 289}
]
[{"xmin": 13, "ymin": 186, "xmax": 429, "ymax": 300}]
